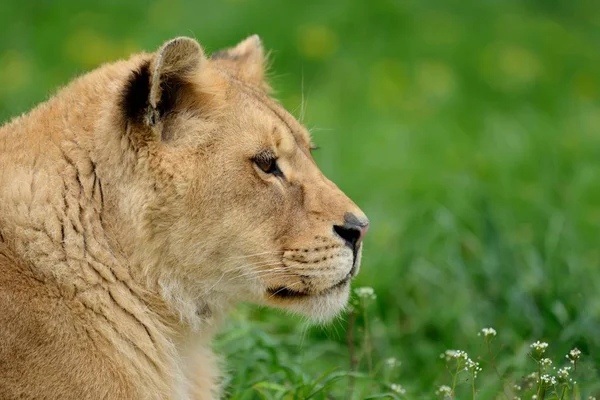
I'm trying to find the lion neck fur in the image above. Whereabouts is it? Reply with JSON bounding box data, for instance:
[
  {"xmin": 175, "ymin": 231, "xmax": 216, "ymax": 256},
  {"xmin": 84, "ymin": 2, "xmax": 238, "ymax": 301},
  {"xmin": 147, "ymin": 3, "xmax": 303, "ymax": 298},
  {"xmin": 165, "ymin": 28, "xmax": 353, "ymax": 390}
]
[{"xmin": 0, "ymin": 54, "xmax": 227, "ymax": 397}]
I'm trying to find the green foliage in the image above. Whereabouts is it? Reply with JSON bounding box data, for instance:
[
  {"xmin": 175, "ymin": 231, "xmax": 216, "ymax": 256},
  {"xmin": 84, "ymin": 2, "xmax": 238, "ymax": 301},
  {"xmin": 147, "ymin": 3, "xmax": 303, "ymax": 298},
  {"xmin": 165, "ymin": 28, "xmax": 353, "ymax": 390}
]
[{"xmin": 1, "ymin": 0, "xmax": 599, "ymax": 398}]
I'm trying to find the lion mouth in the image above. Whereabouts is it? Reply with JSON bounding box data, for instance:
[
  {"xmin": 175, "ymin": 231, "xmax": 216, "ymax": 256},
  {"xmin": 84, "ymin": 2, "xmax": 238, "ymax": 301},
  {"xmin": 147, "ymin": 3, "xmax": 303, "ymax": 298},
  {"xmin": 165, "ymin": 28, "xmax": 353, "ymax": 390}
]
[{"xmin": 267, "ymin": 275, "xmax": 351, "ymax": 299}]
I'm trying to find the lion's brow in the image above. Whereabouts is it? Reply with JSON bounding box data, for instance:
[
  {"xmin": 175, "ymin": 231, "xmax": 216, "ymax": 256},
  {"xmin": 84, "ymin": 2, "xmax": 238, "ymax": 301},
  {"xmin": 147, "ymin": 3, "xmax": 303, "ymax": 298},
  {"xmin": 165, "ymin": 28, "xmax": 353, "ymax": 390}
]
[{"xmin": 228, "ymin": 76, "xmax": 311, "ymax": 150}]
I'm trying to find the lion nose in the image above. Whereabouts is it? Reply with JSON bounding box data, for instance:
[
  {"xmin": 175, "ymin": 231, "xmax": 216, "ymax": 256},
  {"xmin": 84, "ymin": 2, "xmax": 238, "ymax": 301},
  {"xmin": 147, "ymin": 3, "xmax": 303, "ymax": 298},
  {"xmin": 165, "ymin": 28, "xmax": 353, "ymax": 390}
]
[{"xmin": 333, "ymin": 213, "xmax": 369, "ymax": 250}]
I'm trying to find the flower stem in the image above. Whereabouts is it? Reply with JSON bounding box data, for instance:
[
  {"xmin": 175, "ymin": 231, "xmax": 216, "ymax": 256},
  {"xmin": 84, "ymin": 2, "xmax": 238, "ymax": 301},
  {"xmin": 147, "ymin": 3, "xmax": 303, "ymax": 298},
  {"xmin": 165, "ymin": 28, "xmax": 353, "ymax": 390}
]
[
  {"xmin": 451, "ymin": 361, "xmax": 460, "ymax": 399},
  {"xmin": 361, "ymin": 298, "xmax": 373, "ymax": 374}
]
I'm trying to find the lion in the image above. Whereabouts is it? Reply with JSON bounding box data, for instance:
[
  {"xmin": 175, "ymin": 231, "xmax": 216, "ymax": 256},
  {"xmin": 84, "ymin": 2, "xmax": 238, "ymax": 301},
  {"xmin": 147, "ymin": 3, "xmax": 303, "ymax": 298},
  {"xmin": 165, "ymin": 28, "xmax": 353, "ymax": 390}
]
[{"xmin": 0, "ymin": 35, "xmax": 368, "ymax": 399}]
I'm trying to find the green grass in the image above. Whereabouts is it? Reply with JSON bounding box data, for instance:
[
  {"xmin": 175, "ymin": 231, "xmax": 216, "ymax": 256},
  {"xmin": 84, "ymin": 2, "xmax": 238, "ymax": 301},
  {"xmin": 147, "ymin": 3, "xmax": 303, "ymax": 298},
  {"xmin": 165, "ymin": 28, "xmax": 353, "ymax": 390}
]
[{"xmin": 1, "ymin": 0, "xmax": 600, "ymax": 398}]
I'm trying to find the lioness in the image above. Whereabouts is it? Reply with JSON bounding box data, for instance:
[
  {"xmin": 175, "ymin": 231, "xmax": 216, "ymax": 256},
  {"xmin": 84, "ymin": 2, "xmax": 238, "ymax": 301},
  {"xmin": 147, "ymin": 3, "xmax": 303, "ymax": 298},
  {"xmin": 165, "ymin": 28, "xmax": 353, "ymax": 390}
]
[{"xmin": 0, "ymin": 35, "xmax": 368, "ymax": 399}]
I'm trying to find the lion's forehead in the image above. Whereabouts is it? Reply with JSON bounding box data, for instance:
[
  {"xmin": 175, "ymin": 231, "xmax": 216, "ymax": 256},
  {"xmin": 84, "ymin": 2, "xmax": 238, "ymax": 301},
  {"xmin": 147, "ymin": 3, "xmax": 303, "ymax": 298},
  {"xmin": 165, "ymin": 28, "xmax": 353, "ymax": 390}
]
[{"xmin": 221, "ymin": 78, "xmax": 312, "ymax": 150}]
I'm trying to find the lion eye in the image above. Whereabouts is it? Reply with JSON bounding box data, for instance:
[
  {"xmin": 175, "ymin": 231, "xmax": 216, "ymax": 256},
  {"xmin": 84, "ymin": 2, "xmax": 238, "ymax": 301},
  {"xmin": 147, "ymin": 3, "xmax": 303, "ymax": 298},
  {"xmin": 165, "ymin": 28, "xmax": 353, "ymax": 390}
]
[{"xmin": 253, "ymin": 154, "xmax": 283, "ymax": 177}]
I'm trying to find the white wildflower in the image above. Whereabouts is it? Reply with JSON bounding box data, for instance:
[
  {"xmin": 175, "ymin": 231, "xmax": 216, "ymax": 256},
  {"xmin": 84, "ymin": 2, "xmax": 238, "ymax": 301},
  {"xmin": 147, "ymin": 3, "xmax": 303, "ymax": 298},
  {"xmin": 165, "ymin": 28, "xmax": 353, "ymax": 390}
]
[
  {"xmin": 390, "ymin": 383, "xmax": 406, "ymax": 395},
  {"xmin": 436, "ymin": 385, "xmax": 452, "ymax": 397},
  {"xmin": 465, "ymin": 357, "xmax": 482, "ymax": 378},
  {"xmin": 354, "ymin": 286, "xmax": 376, "ymax": 300},
  {"xmin": 557, "ymin": 366, "xmax": 571, "ymax": 380},
  {"xmin": 540, "ymin": 358, "xmax": 552, "ymax": 368},
  {"xmin": 465, "ymin": 358, "xmax": 478, "ymax": 369},
  {"xmin": 588, "ymin": 397, "xmax": 596, "ymax": 400},
  {"xmin": 567, "ymin": 348, "xmax": 581, "ymax": 364},
  {"xmin": 385, "ymin": 357, "xmax": 397, "ymax": 367},
  {"xmin": 526, "ymin": 372, "xmax": 538, "ymax": 380},
  {"xmin": 532, "ymin": 396, "xmax": 538, "ymax": 400},
  {"xmin": 386, "ymin": 357, "xmax": 400, "ymax": 368},
  {"xmin": 440, "ymin": 349, "xmax": 468, "ymax": 362},
  {"xmin": 479, "ymin": 327, "xmax": 497, "ymax": 337},
  {"xmin": 530, "ymin": 341, "xmax": 549, "ymax": 353},
  {"xmin": 539, "ymin": 374, "xmax": 557, "ymax": 385}
]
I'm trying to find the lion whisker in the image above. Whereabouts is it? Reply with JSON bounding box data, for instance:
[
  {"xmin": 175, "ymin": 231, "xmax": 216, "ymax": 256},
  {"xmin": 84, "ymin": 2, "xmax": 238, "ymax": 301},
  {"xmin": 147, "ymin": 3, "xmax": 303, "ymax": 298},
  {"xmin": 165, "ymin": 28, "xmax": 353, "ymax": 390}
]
[
  {"xmin": 224, "ymin": 251, "xmax": 284, "ymax": 261},
  {"xmin": 218, "ymin": 259, "xmax": 282, "ymax": 276}
]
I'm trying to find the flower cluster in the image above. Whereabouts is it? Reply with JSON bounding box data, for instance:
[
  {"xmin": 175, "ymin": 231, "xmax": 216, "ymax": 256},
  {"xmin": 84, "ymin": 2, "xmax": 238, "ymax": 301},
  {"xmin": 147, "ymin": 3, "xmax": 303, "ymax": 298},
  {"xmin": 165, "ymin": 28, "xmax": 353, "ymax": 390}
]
[
  {"xmin": 519, "ymin": 372, "xmax": 538, "ymax": 392},
  {"xmin": 354, "ymin": 286, "xmax": 376, "ymax": 300},
  {"xmin": 539, "ymin": 374, "xmax": 557, "ymax": 386},
  {"xmin": 390, "ymin": 383, "xmax": 406, "ymax": 395},
  {"xmin": 566, "ymin": 348, "xmax": 581, "ymax": 364},
  {"xmin": 440, "ymin": 349, "xmax": 468, "ymax": 362},
  {"xmin": 478, "ymin": 327, "xmax": 497, "ymax": 338},
  {"xmin": 440, "ymin": 349, "xmax": 482, "ymax": 379},
  {"xmin": 429, "ymin": 337, "xmax": 587, "ymax": 399},
  {"xmin": 556, "ymin": 366, "xmax": 572, "ymax": 382},
  {"xmin": 524, "ymin": 371, "xmax": 538, "ymax": 383},
  {"xmin": 465, "ymin": 357, "xmax": 482, "ymax": 378},
  {"xmin": 385, "ymin": 357, "xmax": 401, "ymax": 368},
  {"xmin": 436, "ymin": 385, "xmax": 452, "ymax": 397},
  {"xmin": 540, "ymin": 358, "xmax": 552, "ymax": 368},
  {"xmin": 530, "ymin": 341, "xmax": 549, "ymax": 354}
]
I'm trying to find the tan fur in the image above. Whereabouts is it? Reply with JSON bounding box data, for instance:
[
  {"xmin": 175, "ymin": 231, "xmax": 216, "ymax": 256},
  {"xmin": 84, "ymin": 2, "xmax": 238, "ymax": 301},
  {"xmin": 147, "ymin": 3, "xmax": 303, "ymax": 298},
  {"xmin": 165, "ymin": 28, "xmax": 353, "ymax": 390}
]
[{"xmin": 0, "ymin": 36, "xmax": 367, "ymax": 399}]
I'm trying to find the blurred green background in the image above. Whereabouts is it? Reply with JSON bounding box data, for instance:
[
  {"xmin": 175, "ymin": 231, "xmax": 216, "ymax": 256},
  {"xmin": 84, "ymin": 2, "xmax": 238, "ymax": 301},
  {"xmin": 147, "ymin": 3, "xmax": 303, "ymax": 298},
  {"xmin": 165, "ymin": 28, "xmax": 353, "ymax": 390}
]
[{"xmin": 1, "ymin": 0, "xmax": 600, "ymax": 398}]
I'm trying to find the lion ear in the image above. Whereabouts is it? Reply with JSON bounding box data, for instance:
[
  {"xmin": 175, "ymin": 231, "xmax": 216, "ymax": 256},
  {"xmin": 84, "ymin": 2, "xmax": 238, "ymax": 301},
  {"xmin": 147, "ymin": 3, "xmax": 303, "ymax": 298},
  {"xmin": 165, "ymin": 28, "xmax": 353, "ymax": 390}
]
[
  {"xmin": 212, "ymin": 34, "xmax": 266, "ymax": 86},
  {"xmin": 149, "ymin": 37, "xmax": 204, "ymax": 110},
  {"xmin": 121, "ymin": 37, "xmax": 206, "ymax": 129}
]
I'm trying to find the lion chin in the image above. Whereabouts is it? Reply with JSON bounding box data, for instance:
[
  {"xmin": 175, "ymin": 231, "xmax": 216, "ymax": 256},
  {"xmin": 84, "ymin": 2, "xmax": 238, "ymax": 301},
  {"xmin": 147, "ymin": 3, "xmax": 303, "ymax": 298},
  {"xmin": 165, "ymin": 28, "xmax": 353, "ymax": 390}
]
[
  {"xmin": 269, "ymin": 281, "xmax": 352, "ymax": 323},
  {"xmin": 0, "ymin": 34, "xmax": 368, "ymax": 399}
]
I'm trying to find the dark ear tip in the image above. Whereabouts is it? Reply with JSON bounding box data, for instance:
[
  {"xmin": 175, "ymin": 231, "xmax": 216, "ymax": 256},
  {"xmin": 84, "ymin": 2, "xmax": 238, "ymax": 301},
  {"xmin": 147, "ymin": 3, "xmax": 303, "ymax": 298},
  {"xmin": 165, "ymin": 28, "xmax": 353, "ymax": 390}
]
[{"xmin": 120, "ymin": 60, "xmax": 152, "ymax": 123}]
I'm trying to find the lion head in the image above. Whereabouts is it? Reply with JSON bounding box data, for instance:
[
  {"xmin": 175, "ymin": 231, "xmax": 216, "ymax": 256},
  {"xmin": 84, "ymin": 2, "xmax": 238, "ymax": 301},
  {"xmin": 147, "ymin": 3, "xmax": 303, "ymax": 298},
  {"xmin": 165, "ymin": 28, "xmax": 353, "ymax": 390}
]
[{"xmin": 117, "ymin": 36, "xmax": 368, "ymax": 324}]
